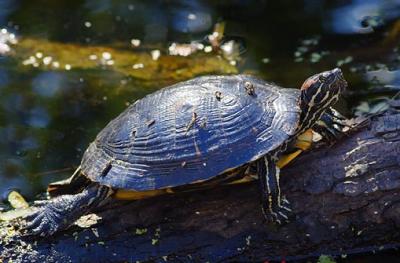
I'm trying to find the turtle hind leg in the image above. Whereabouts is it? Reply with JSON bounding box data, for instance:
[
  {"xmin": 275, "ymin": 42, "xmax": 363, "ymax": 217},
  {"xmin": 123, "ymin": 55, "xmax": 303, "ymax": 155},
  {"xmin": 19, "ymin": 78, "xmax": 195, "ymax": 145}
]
[
  {"xmin": 23, "ymin": 183, "xmax": 113, "ymax": 237},
  {"xmin": 47, "ymin": 166, "xmax": 91, "ymax": 197},
  {"xmin": 258, "ymin": 155, "xmax": 293, "ymax": 225}
]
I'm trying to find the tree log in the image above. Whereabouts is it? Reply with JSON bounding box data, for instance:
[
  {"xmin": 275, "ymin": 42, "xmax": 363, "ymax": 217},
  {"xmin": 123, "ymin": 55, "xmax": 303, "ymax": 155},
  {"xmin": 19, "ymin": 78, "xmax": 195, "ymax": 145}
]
[{"xmin": 1, "ymin": 102, "xmax": 400, "ymax": 262}]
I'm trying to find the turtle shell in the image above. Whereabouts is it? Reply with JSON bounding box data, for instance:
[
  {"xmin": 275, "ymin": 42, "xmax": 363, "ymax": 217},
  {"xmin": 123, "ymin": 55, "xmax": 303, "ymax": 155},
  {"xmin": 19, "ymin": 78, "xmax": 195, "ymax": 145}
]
[{"xmin": 80, "ymin": 75, "xmax": 301, "ymax": 190}]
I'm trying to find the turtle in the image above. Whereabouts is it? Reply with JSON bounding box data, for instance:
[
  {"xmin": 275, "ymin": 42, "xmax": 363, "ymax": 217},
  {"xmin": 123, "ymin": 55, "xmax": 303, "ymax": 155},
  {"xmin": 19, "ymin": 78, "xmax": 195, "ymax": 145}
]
[{"xmin": 23, "ymin": 68, "xmax": 347, "ymax": 236}]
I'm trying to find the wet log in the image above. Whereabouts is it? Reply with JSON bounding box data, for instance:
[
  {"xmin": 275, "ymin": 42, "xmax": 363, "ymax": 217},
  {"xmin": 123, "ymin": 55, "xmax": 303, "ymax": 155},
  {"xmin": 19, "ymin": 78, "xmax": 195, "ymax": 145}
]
[{"xmin": 1, "ymin": 102, "xmax": 400, "ymax": 262}]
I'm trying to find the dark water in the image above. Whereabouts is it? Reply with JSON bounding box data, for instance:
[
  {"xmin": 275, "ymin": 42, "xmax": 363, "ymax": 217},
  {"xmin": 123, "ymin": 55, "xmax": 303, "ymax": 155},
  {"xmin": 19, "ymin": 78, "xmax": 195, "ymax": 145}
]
[{"xmin": 0, "ymin": 0, "xmax": 400, "ymax": 259}]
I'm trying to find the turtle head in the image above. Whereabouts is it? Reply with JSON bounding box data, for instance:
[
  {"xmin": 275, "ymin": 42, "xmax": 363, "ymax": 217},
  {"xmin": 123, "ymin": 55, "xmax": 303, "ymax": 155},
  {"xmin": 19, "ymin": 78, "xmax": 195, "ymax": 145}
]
[{"xmin": 299, "ymin": 68, "xmax": 347, "ymax": 130}]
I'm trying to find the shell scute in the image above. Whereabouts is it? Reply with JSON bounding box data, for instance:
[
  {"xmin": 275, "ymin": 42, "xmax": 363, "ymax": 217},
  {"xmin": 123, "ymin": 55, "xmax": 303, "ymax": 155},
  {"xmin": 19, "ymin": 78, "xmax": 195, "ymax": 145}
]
[{"xmin": 81, "ymin": 75, "xmax": 301, "ymax": 190}]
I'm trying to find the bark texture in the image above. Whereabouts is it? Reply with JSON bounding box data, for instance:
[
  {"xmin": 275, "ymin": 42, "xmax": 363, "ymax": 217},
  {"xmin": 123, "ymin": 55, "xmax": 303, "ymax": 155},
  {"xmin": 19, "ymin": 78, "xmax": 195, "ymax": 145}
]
[{"xmin": 1, "ymin": 102, "xmax": 400, "ymax": 262}]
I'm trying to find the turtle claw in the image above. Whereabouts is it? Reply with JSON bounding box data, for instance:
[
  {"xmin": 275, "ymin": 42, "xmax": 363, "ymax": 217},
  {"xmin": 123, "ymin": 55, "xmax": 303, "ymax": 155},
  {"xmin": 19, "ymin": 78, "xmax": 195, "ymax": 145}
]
[
  {"xmin": 22, "ymin": 194, "xmax": 82, "ymax": 237},
  {"xmin": 22, "ymin": 204, "xmax": 65, "ymax": 237},
  {"xmin": 273, "ymin": 207, "xmax": 293, "ymax": 225},
  {"xmin": 314, "ymin": 107, "xmax": 350, "ymax": 144},
  {"xmin": 263, "ymin": 198, "xmax": 294, "ymax": 225},
  {"xmin": 21, "ymin": 184, "xmax": 110, "ymax": 237}
]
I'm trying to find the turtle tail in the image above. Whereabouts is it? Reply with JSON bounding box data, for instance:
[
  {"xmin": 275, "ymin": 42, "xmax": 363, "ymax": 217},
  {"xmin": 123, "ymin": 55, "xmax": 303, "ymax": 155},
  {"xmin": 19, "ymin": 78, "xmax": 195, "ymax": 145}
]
[{"xmin": 47, "ymin": 166, "xmax": 91, "ymax": 198}]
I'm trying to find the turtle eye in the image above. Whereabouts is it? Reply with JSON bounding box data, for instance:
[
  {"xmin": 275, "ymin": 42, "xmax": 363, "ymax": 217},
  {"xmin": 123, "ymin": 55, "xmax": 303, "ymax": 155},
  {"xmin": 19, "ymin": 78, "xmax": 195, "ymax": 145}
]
[{"xmin": 318, "ymin": 75, "xmax": 326, "ymax": 83}]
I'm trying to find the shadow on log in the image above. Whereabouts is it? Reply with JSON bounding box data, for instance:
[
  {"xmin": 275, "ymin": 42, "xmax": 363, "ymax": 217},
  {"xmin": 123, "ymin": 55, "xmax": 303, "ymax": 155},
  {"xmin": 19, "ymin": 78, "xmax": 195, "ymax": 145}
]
[{"xmin": 1, "ymin": 101, "xmax": 400, "ymax": 262}]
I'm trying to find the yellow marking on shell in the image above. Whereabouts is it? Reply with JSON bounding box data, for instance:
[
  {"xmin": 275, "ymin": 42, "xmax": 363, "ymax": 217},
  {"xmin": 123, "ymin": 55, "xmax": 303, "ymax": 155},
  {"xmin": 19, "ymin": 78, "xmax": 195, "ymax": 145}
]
[
  {"xmin": 277, "ymin": 150, "xmax": 302, "ymax": 169},
  {"xmin": 227, "ymin": 176, "xmax": 255, "ymax": 185},
  {"xmin": 115, "ymin": 128, "xmax": 317, "ymax": 201},
  {"xmin": 114, "ymin": 188, "xmax": 169, "ymax": 200},
  {"xmin": 165, "ymin": 188, "xmax": 175, "ymax": 193},
  {"xmin": 276, "ymin": 129, "xmax": 314, "ymax": 168},
  {"xmin": 294, "ymin": 129, "xmax": 314, "ymax": 151}
]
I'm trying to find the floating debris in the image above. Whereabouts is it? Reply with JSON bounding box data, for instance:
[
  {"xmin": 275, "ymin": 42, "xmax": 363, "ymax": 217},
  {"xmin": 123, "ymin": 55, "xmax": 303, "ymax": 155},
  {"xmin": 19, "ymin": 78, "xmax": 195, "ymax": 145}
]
[
  {"xmin": 261, "ymin": 58, "xmax": 270, "ymax": 64},
  {"xmin": 309, "ymin": 51, "xmax": 330, "ymax": 63},
  {"xmin": 294, "ymin": 36, "xmax": 330, "ymax": 63},
  {"xmin": 35, "ymin": 52, "xmax": 43, "ymax": 59},
  {"xmin": 186, "ymin": 112, "xmax": 197, "ymax": 133},
  {"xmin": 22, "ymin": 50, "xmax": 74, "ymax": 71},
  {"xmin": 52, "ymin": 61, "xmax": 60, "ymax": 68},
  {"xmin": 151, "ymin": 49, "xmax": 161, "ymax": 60},
  {"xmin": 337, "ymin": 56, "xmax": 353, "ymax": 67},
  {"xmin": 131, "ymin": 39, "xmax": 141, "ymax": 47},
  {"xmin": 204, "ymin": 46, "xmax": 213, "ymax": 53},
  {"xmin": 168, "ymin": 42, "xmax": 203, "ymax": 57},
  {"xmin": 207, "ymin": 22, "xmax": 225, "ymax": 49},
  {"xmin": 0, "ymin": 43, "xmax": 11, "ymax": 54},
  {"xmin": 22, "ymin": 56, "xmax": 36, "ymax": 66},
  {"xmin": 244, "ymin": 81, "xmax": 255, "ymax": 95},
  {"xmin": 215, "ymin": 91, "xmax": 222, "ymax": 101},
  {"xmin": 220, "ymin": 40, "xmax": 241, "ymax": 62},
  {"xmin": 135, "ymin": 228, "xmax": 148, "ymax": 235},
  {"xmin": 188, "ymin": 13, "xmax": 196, "ymax": 20},
  {"xmin": 310, "ymin": 52, "xmax": 322, "ymax": 63},
  {"xmin": 0, "ymin": 28, "xmax": 18, "ymax": 55},
  {"xmin": 132, "ymin": 63, "xmax": 144, "ymax": 69},
  {"xmin": 102, "ymin": 52, "xmax": 112, "ymax": 60},
  {"xmin": 98, "ymin": 52, "xmax": 115, "ymax": 66},
  {"xmin": 84, "ymin": 21, "xmax": 92, "ymax": 28},
  {"xmin": 42, "ymin": 56, "xmax": 52, "ymax": 65}
]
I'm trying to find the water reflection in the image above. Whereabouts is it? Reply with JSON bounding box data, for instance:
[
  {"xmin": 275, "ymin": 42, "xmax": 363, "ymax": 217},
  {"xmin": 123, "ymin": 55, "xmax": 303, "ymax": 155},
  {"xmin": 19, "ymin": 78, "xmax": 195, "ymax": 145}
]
[
  {"xmin": 328, "ymin": 0, "xmax": 400, "ymax": 34},
  {"xmin": 171, "ymin": 1, "xmax": 212, "ymax": 33},
  {"xmin": 365, "ymin": 68, "xmax": 400, "ymax": 87},
  {"xmin": 0, "ymin": 0, "xmax": 17, "ymax": 25},
  {"xmin": 0, "ymin": 69, "xmax": 9, "ymax": 87},
  {"xmin": 32, "ymin": 72, "xmax": 67, "ymax": 98},
  {"xmin": 26, "ymin": 106, "xmax": 50, "ymax": 128}
]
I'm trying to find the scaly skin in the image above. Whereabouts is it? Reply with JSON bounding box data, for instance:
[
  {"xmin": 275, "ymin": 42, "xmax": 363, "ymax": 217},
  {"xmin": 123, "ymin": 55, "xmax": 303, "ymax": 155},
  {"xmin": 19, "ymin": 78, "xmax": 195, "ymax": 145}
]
[
  {"xmin": 23, "ymin": 184, "xmax": 112, "ymax": 236},
  {"xmin": 22, "ymin": 69, "xmax": 348, "ymax": 236}
]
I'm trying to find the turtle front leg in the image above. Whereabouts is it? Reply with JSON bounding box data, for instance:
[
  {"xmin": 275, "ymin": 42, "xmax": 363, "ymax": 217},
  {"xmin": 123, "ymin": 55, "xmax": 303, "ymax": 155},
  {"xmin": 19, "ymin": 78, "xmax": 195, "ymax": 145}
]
[
  {"xmin": 23, "ymin": 183, "xmax": 113, "ymax": 237},
  {"xmin": 258, "ymin": 155, "xmax": 293, "ymax": 224},
  {"xmin": 313, "ymin": 107, "xmax": 350, "ymax": 144}
]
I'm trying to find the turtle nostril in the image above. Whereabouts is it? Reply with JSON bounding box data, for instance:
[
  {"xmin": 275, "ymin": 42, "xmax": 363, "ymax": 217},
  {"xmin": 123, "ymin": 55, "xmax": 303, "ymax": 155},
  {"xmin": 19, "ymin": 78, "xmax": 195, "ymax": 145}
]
[{"xmin": 333, "ymin": 68, "xmax": 342, "ymax": 74}]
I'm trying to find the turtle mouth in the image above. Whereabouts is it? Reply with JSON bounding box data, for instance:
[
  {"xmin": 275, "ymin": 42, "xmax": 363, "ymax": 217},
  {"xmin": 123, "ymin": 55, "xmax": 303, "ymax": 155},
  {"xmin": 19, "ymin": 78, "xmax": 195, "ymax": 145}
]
[{"xmin": 331, "ymin": 68, "xmax": 347, "ymax": 94}]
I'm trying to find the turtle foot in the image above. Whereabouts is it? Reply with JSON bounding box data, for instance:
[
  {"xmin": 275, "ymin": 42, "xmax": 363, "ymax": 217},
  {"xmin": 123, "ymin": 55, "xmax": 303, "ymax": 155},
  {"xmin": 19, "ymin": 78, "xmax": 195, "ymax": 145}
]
[
  {"xmin": 263, "ymin": 197, "xmax": 294, "ymax": 225},
  {"xmin": 22, "ymin": 199, "xmax": 72, "ymax": 237},
  {"xmin": 22, "ymin": 184, "xmax": 111, "ymax": 237}
]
